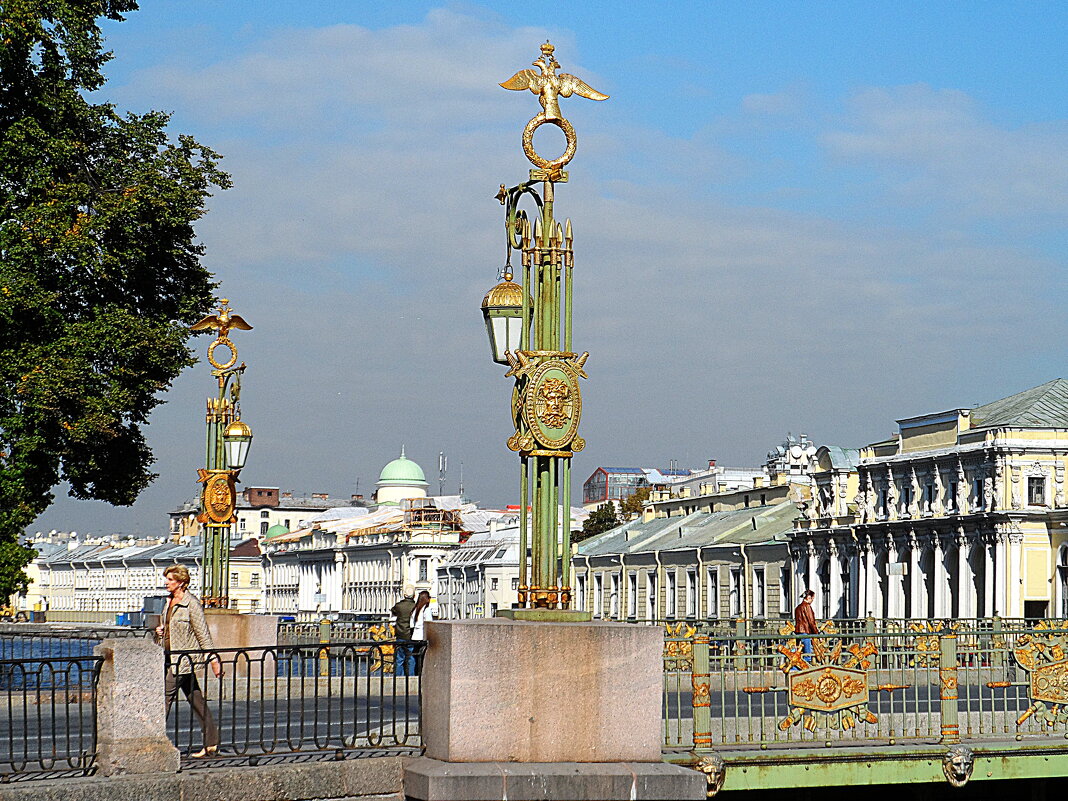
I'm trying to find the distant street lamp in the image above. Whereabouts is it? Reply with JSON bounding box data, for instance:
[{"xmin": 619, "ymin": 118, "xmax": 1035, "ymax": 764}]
[
  {"xmin": 191, "ymin": 299, "xmax": 254, "ymax": 608},
  {"xmin": 482, "ymin": 42, "xmax": 607, "ymax": 617}
]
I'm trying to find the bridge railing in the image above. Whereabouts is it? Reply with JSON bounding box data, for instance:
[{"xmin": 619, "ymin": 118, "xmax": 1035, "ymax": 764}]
[
  {"xmin": 662, "ymin": 620, "xmax": 1068, "ymax": 752},
  {"xmin": 0, "ymin": 655, "xmax": 103, "ymax": 781},
  {"xmin": 277, "ymin": 618, "xmax": 391, "ymax": 646},
  {"xmin": 166, "ymin": 641, "xmax": 424, "ymax": 764}
]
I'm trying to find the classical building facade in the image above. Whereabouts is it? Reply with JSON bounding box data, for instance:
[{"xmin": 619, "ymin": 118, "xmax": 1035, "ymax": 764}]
[
  {"xmin": 22, "ymin": 537, "xmax": 265, "ymax": 619},
  {"xmin": 572, "ymin": 498, "xmax": 798, "ymax": 622},
  {"xmin": 794, "ymin": 379, "xmax": 1068, "ymax": 620}
]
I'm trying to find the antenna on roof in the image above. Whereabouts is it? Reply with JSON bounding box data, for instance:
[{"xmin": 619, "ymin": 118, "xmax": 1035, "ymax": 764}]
[
  {"xmin": 459, "ymin": 461, "xmax": 464, "ymax": 497},
  {"xmin": 439, "ymin": 452, "xmax": 447, "ymax": 496}
]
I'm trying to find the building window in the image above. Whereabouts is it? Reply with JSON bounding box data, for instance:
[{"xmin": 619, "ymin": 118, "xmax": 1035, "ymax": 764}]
[
  {"xmin": 511, "ymin": 577, "xmax": 518, "ymax": 591},
  {"xmin": 1029, "ymin": 476, "xmax": 1046, "ymax": 506},
  {"xmin": 609, "ymin": 573, "xmax": 620, "ymax": 618},
  {"xmin": 729, "ymin": 568, "xmax": 741, "ymax": 617},
  {"xmin": 490, "ymin": 577, "xmax": 498, "ymax": 591},
  {"xmin": 576, "ymin": 574, "xmax": 586, "ymax": 611},
  {"xmin": 646, "ymin": 572, "xmax": 657, "ymax": 620},
  {"xmin": 627, "ymin": 572, "xmax": 637, "ymax": 618},
  {"xmin": 947, "ymin": 481, "xmax": 958, "ymax": 512},
  {"xmin": 230, "ymin": 572, "xmax": 239, "ymax": 586},
  {"xmin": 250, "ymin": 573, "xmax": 260, "ymax": 588},
  {"xmin": 418, "ymin": 560, "xmax": 428, "ymax": 582},
  {"xmin": 239, "ymin": 518, "xmax": 247, "ymax": 531},
  {"xmin": 974, "ymin": 478, "xmax": 985, "ymax": 509},
  {"xmin": 901, "ymin": 487, "xmax": 913, "ymax": 516},
  {"xmin": 924, "ymin": 484, "xmax": 934, "ymax": 512},
  {"xmin": 594, "ymin": 573, "xmax": 603, "ymax": 617},
  {"xmin": 666, "ymin": 571, "xmax": 677, "ymax": 619},
  {"xmin": 260, "ymin": 521, "xmax": 269, "ymax": 536},
  {"xmin": 260, "ymin": 510, "xmax": 270, "ymax": 518},
  {"xmin": 250, "ymin": 599, "xmax": 260, "ymax": 612},
  {"xmin": 752, "ymin": 566, "xmax": 766, "ymax": 618},
  {"xmin": 878, "ymin": 488, "xmax": 888, "ymax": 518},
  {"xmin": 706, "ymin": 568, "xmax": 719, "ymax": 618},
  {"xmin": 686, "ymin": 570, "xmax": 697, "ymax": 618}
]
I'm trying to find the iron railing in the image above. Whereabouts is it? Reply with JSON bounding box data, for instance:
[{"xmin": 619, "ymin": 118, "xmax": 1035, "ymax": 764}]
[
  {"xmin": 166, "ymin": 641, "xmax": 424, "ymax": 764},
  {"xmin": 0, "ymin": 655, "xmax": 103, "ymax": 781},
  {"xmin": 662, "ymin": 620, "xmax": 1068, "ymax": 753}
]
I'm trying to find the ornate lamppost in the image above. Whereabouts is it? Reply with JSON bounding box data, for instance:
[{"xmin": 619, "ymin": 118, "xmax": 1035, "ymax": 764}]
[
  {"xmin": 481, "ymin": 42, "xmax": 607, "ymax": 617},
  {"xmin": 191, "ymin": 299, "xmax": 254, "ymax": 608}
]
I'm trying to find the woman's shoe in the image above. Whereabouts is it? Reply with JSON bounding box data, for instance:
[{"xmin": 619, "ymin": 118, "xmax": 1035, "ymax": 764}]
[{"xmin": 191, "ymin": 746, "xmax": 218, "ymax": 758}]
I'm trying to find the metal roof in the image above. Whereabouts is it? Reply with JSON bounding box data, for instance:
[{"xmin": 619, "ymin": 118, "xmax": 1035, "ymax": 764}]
[{"xmin": 971, "ymin": 378, "xmax": 1068, "ymax": 429}]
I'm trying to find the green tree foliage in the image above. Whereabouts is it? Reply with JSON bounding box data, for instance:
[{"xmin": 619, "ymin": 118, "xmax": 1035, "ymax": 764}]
[
  {"xmin": 619, "ymin": 485, "xmax": 651, "ymax": 518},
  {"xmin": 0, "ymin": 1, "xmax": 230, "ymax": 597},
  {"xmin": 574, "ymin": 502, "xmax": 620, "ymax": 544}
]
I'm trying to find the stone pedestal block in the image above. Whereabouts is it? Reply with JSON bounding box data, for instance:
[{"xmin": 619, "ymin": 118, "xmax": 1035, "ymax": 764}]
[
  {"xmin": 421, "ymin": 620, "xmax": 663, "ymax": 763},
  {"xmin": 404, "ymin": 757, "xmax": 705, "ymax": 801},
  {"xmin": 93, "ymin": 638, "xmax": 179, "ymax": 776}
]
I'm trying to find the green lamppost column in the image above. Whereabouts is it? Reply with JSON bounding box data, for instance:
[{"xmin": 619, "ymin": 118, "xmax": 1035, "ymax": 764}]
[
  {"xmin": 191, "ymin": 300, "xmax": 254, "ymax": 608},
  {"xmin": 481, "ymin": 42, "xmax": 607, "ymax": 618}
]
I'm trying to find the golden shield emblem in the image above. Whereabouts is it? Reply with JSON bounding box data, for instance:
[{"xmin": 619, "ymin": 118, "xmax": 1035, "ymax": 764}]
[
  {"xmin": 522, "ymin": 360, "xmax": 581, "ymax": 451},
  {"xmin": 198, "ymin": 470, "xmax": 237, "ymax": 524}
]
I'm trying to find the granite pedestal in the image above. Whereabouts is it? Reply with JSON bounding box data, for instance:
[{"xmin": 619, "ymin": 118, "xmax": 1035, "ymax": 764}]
[{"xmin": 411, "ymin": 619, "xmax": 703, "ymax": 800}]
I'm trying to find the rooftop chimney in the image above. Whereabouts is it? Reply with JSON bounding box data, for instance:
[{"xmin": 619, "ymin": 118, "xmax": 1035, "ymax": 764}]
[{"xmin": 708, "ymin": 459, "xmax": 717, "ymax": 469}]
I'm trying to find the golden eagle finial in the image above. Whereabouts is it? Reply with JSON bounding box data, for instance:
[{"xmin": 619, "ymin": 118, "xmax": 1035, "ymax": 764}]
[
  {"xmin": 191, "ymin": 298, "xmax": 253, "ymax": 341},
  {"xmin": 500, "ymin": 40, "xmax": 608, "ymax": 122}
]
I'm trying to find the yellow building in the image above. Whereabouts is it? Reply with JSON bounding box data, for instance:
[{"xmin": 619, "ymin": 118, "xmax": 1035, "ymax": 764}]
[{"xmin": 795, "ymin": 379, "xmax": 1068, "ymax": 620}]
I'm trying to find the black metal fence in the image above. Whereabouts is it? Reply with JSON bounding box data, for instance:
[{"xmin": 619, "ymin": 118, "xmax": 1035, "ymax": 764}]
[
  {"xmin": 0, "ymin": 655, "xmax": 103, "ymax": 781},
  {"xmin": 166, "ymin": 641, "xmax": 425, "ymax": 764},
  {"xmin": 0, "ymin": 628, "xmax": 149, "ymax": 661}
]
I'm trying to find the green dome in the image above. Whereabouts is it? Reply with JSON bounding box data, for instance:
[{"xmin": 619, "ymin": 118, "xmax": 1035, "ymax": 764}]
[
  {"xmin": 264, "ymin": 524, "xmax": 290, "ymax": 540},
  {"xmin": 377, "ymin": 447, "xmax": 428, "ymax": 487}
]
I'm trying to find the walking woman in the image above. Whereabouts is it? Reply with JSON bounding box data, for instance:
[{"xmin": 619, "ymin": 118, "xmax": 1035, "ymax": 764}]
[
  {"xmin": 409, "ymin": 590, "xmax": 434, "ymax": 675},
  {"xmin": 155, "ymin": 564, "xmax": 221, "ymax": 757}
]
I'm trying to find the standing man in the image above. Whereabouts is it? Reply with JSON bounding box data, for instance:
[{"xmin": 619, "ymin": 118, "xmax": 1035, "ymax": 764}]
[
  {"xmin": 390, "ymin": 584, "xmax": 417, "ymax": 676},
  {"xmin": 793, "ymin": 589, "xmax": 818, "ymax": 661}
]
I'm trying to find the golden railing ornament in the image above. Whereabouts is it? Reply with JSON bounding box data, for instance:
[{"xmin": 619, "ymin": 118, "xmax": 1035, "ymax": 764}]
[{"xmin": 777, "ymin": 621, "xmax": 881, "ymax": 733}]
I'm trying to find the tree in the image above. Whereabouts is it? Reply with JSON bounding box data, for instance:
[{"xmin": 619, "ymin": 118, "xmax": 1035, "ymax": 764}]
[
  {"xmin": 620, "ymin": 486, "xmax": 651, "ymax": 519},
  {"xmin": 0, "ymin": 2, "xmax": 230, "ymax": 597},
  {"xmin": 574, "ymin": 502, "xmax": 620, "ymax": 544}
]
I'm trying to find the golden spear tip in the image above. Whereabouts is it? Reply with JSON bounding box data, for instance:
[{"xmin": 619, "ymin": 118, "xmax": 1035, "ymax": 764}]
[
  {"xmin": 533, "ymin": 217, "xmax": 543, "ymax": 240},
  {"xmin": 565, "ymin": 218, "xmax": 573, "ymax": 241}
]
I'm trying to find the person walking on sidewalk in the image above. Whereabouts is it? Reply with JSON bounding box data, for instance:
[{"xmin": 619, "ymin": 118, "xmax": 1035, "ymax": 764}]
[
  {"xmin": 155, "ymin": 564, "xmax": 221, "ymax": 757},
  {"xmin": 409, "ymin": 590, "xmax": 434, "ymax": 676}
]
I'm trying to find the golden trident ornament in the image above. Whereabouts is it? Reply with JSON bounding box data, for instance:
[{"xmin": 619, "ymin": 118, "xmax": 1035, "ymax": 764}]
[{"xmin": 500, "ymin": 41, "xmax": 608, "ymax": 173}]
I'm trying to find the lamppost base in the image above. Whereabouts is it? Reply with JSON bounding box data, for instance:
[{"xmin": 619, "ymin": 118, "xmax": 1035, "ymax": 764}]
[{"xmin": 496, "ymin": 607, "xmax": 591, "ymax": 623}]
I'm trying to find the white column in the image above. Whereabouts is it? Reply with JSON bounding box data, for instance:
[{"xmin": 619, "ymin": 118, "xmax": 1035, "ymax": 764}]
[
  {"xmin": 993, "ymin": 535, "xmax": 1007, "ymax": 618},
  {"xmin": 1007, "ymin": 534, "xmax": 1023, "ymax": 618},
  {"xmin": 933, "ymin": 537, "xmax": 947, "ymax": 617},
  {"xmin": 865, "ymin": 543, "xmax": 878, "ymax": 617},
  {"xmin": 828, "ymin": 542, "xmax": 843, "ymax": 618},
  {"xmin": 982, "ymin": 540, "xmax": 994, "ymax": 618},
  {"xmin": 956, "ymin": 534, "xmax": 972, "ymax": 618},
  {"xmin": 909, "ymin": 540, "xmax": 923, "ymax": 619}
]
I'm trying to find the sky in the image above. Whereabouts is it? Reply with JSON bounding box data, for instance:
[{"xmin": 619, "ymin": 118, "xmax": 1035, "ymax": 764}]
[{"xmin": 30, "ymin": 1, "xmax": 1068, "ymax": 536}]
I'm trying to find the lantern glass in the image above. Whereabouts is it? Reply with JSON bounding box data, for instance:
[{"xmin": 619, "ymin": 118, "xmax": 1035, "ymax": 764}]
[
  {"xmin": 483, "ymin": 306, "xmax": 523, "ymax": 364},
  {"xmin": 223, "ymin": 421, "xmax": 253, "ymax": 470}
]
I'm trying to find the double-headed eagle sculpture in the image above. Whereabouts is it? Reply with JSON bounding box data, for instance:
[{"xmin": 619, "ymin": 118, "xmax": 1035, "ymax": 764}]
[
  {"xmin": 500, "ymin": 41, "xmax": 608, "ymax": 121},
  {"xmin": 191, "ymin": 299, "xmax": 253, "ymax": 341}
]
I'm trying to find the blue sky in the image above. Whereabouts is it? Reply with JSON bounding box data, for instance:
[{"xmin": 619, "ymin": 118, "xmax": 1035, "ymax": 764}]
[{"xmin": 34, "ymin": 2, "xmax": 1068, "ymax": 535}]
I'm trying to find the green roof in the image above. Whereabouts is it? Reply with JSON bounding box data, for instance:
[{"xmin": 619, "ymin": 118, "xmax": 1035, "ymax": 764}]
[
  {"xmin": 377, "ymin": 447, "xmax": 428, "ymax": 486},
  {"xmin": 971, "ymin": 378, "xmax": 1068, "ymax": 429}
]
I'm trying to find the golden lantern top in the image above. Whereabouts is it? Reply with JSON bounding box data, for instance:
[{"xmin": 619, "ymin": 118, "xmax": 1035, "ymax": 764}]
[{"xmin": 481, "ymin": 276, "xmax": 527, "ymax": 309}]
